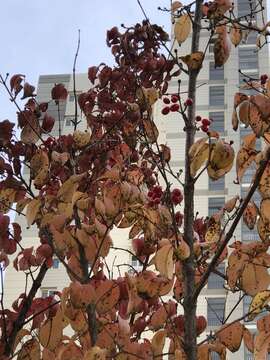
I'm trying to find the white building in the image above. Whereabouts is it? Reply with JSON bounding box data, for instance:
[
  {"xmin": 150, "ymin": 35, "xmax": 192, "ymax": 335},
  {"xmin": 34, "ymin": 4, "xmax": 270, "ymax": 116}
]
[{"xmin": 4, "ymin": 1, "xmax": 269, "ymax": 358}]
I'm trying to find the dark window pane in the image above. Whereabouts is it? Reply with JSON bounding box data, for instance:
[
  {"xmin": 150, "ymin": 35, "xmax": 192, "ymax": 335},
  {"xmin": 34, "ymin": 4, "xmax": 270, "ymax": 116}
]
[
  {"xmin": 209, "ymin": 111, "xmax": 224, "ymax": 133},
  {"xmin": 239, "ymin": 47, "xmax": 258, "ymax": 70},
  {"xmin": 208, "ymin": 264, "xmax": 225, "ymax": 289},
  {"xmin": 209, "ymin": 62, "xmax": 224, "ymax": 80},
  {"xmin": 238, "ymin": 0, "xmax": 256, "ymax": 17},
  {"xmin": 209, "ymin": 86, "xmax": 224, "ymax": 106},
  {"xmin": 207, "ymin": 298, "xmax": 225, "ymax": 326},
  {"xmin": 209, "ymin": 177, "xmax": 225, "ymax": 191},
  {"xmin": 208, "ymin": 197, "xmax": 225, "ymax": 216}
]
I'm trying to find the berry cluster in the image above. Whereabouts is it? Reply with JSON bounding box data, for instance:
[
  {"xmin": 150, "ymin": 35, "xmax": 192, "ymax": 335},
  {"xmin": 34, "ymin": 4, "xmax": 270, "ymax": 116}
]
[
  {"xmin": 171, "ymin": 188, "xmax": 183, "ymax": 205},
  {"xmin": 175, "ymin": 211, "xmax": 184, "ymax": 227},
  {"xmin": 261, "ymin": 74, "xmax": 268, "ymax": 85},
  {"xmin": 147, "ymin": 185, "xmax": 163, "ymax": 206},
  {"xmin": 195, "ymin": 115, "xmax": 212, "ymax": 133},
  {"xmin": 161, "ymin": 94, "xmax": 180, "ymax": 115}
]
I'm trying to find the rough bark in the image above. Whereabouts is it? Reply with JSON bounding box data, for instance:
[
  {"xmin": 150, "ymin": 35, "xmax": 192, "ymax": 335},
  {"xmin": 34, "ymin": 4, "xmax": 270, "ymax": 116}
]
[{"xmin": 182, "ymin": 1, "xmax": 203, "ymax": 359}]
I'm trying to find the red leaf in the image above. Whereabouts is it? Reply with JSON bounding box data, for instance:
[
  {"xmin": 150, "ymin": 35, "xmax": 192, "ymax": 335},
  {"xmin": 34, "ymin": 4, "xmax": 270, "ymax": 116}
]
[
  {"xmin": 21, "ymin": 82, "xmax": 35, "ymax": 99},
  {"xmin": 0, "ymin": 120, "xmax": 14, "ymax": 143},
  {"xmin": 10, "ymin": 74, "xmax": 24, "ymax": 94},
  {"xmin": 88, "ymin": 66, "xmax": 99, "ymax": 84},
  {"xmin": 51, "ymin": 83, "xmax": 68, "ymax": 102}
]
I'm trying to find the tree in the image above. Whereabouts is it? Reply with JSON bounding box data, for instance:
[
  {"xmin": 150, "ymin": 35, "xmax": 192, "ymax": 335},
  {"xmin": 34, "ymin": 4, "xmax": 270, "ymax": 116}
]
[{"xmin": 0, "ymin": 0, "xmax": 270, "ymax": 359}]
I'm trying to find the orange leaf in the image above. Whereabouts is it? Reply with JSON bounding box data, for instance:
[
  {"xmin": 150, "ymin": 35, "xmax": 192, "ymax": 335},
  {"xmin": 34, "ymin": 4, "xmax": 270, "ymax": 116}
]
[
  {"xmin": 95, "ymin": 280, "xmax": 120, "ymax": 314},
  {"xmin": 39, "ymin": 308, "xmax": 63, "ymax": 351},
  {"xmin": 216, "ymin": 322, "xmax": 243, "ymax": 352}
]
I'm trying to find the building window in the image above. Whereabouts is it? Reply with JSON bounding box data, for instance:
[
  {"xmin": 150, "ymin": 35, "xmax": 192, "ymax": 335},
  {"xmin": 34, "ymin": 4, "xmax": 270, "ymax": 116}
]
[
  {"xmin": 207, "ymin": 298, "xmax": 225, "ymax": 326},
  {"xmin": 41, "ymin": 288, "xmax": 57, "ymax": 298},
  {"xmin": 238, "ymin": 0, "xmax": 256, "ymax": 18},
  {"xmin": 242, "ymin": 223, "xmax": 260, "ymax": 242},
  {"xmin": 209, "ymin": 111, "xmax": 224, "ymax": 133},
  {"xmin": 209, "ymin": 62, "xmax": 224, "ymax": 81},
  {"xmin": 209, "ymin": 86, "xmax": 224, "ymax": 106},
  {"xmin": 129, "ymin": 255, "xmax": 142, "ymax": 274},
  {"xmin": 209, "ymin": 177, "xmax": 225, "ymax": 191},
  {"xmin": 52, "ymin": 258, "xmax": 59, "ymax": 269},
  {"xmin": 239, "ymin": 47, "xmax": 258, "ymax": 70},
  {"xmin": 65, "ymin": 116, "xmax": 74, "ymax": 127},
  {"xmin": 209, "ymin": 37, "xmax": 216, "ymax": 53},
  {"xmin": 208, "ymin": 264, "xmax": 225, "ymax": 289},
  {"xmin": 208, "ymin": 197, "xmax": 225, "ymax": 216}
]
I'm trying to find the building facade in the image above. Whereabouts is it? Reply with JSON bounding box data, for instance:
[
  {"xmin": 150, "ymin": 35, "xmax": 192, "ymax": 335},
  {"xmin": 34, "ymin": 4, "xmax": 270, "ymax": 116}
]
[{"xmin": 3, "ymin": 1, "xmax": 269, "ymax": 359}]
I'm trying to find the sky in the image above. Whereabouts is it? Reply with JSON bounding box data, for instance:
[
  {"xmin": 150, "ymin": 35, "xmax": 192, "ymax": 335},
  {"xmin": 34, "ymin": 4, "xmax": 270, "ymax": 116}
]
[
  {"xmin": 0, "ymin": 0, "xmax": 269, "ymax": 122},
  {"xmin": 0, "ymin": 0, "xmax": 170, "ymax": 122}
]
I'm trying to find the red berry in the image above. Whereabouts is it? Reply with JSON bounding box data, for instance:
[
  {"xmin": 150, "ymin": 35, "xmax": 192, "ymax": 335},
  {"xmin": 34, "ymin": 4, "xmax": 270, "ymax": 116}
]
[
  {"xmin": 185, "ymin": 98, "xmax": 193, "ymax": 106},
  {"xmin": 162, "ymin": 106, "xmax": 170, "ymax": 115},
  {"xmin": 163, "ymin": 97, "xmax": 170, "ymax": 104},
  {"xmin": 170, "ymin": 103, "xmax": 180, "ymax": 112},
  {"xmin": 202, "ymin": 118, "xmax": 211, "ymax": 126},
  {"xmin": 171, "ymin": 95, "xmax": 179, "ymax": 103},
  {"xmin": 175, "ymin": 211, "xmax": 183, "ymax": 226},
  {"xmin": 195, "ymin": 115, "xmax": 202, "ymax": 122},
  {"xmin": 172, "ymin": 188, "xmax": 181, "ymax": 197},
  {"xmin": 201, "ymin": 125, "xmax": 209, "ymax": 132}
]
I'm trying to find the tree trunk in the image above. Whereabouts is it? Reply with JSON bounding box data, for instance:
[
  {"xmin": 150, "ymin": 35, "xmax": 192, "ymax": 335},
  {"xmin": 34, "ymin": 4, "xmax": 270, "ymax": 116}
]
[{"xmin": 183, "ymin": 1, "xmax": 203, "ymax": 359}]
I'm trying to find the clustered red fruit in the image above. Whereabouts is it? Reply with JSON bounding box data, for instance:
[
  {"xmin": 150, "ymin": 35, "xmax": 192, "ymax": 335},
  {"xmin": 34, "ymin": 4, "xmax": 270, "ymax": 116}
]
[
  {"xmin": 195, "ymin": 115, "xmax": 212, "ymax": 133},
  {"xmin": 148, "ymin": 185, "xmax": 163, "ymax": 206},
  {"xmin": 185, "ymin": 98, "xmax": 193, "ymax": 107},
  {"xmin": 171, "ymin": 188, "xmax": 183, "ymax": 205},
  {"xmin": 161, "ymin": 94, "xmax": 180, "ymax": 115},
  {"xmin": 175, "ymin": 211, "xmax": 184, "ymax": 227},
  {"xmin": 261, "ymin": 74, "xmax": 268, "ymax": 85}
]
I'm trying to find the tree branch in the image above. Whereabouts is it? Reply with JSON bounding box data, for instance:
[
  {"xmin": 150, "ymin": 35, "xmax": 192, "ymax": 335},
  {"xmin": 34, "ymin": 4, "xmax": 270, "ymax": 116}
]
[{"xmin": 193, "ymin": 149, "xmax": 270, "ymax": 300}]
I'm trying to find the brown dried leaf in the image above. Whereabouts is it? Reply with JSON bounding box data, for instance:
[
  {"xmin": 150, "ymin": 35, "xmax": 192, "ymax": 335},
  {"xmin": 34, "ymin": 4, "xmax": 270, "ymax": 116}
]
[
  {"xmin": 153, "ymin": 244, "xmax": 174, "ymax": 279},
  {"xmin": 180, "ymin": 51, "xmax": 204, "ymax": 70},
  {"xmin": 95, "ymin": 280, "xmax": 120, "ymax": 314},
  {"xmin": 39, "ymin": 308, "xmax": 63, "ymax": 351},
  {"xmin": 230, "ymin": 23, "xmax": 242, "ymax": 46},
  {"xmin": 243, "ymin": 202, "xmax": 258, "ymax": 230},
  {"xmin": 174, "ymin": 14, "xmax": 192, "ymax": 44},
  {"xmin": 216, "ymin": 322, "xmax": 243, "ymax": 352},
  {"xmin": 26, "ymin": 198, "xmax": 41, "ymax": 227},
  {"xmin": 224, "ymin": 196, "xmax": 239, "ymax": 213}
]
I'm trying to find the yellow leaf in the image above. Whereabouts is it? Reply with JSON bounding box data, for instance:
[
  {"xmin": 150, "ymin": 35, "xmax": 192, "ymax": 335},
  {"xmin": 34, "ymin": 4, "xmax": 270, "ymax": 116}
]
[
  {"xmin": 180, "ymin": 51, "xmax": 204, "ymax": 70},
  {"xmin": 0, "ymin": 188, "xmax": 16, "ymax": 213},
  {"xmin": 57, "ymin": 173, "xmax": 85, "ymax": 203},
  {"xmin": 142, "ymin": 87, "xmax": 159, "ymax": 106},
  {"xmin": 189, "ymin": 137, "xmax": 209, "ymax": 177},
  {"xmin": 248, "ymin": 290, "xmax": 270, "ymax": 321},
  {"xmin": 26, "ymin": 198, "xmax": 41, "ymax": 227},
  {"xmin": 73, "ymin": 130, "xmax": 91, "ymax": 148},
  {"xmin": 39, "ymin": 308, "xmax": 63, "ymax": 351},
  {"xmin": 208, "ymin": 140, "xmax": 235, "ymax": 180},
  {"xmin": 174, "ymin": 14, "xmax": 192, "ymax": 44},
  {"xmin": 153, "ymin": 244, "xmax": 174, "ymax": 279}
]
